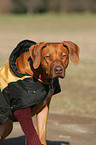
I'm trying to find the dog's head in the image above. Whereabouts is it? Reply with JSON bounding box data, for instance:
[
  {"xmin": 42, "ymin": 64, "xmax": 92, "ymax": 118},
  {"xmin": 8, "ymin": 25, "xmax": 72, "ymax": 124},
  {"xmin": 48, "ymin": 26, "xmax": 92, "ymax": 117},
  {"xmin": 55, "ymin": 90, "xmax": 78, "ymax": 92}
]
[{"xmin": 29, "ymin": 41, "xmax": 80, "ymax": 79}]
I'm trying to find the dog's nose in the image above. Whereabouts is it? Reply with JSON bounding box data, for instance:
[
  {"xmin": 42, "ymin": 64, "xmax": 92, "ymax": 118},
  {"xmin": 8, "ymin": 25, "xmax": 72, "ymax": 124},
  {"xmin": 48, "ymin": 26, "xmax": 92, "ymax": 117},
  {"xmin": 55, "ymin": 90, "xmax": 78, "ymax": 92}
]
[{"xmin": 54, "ymin": 66, "xmax": 63, "ymax": 75}]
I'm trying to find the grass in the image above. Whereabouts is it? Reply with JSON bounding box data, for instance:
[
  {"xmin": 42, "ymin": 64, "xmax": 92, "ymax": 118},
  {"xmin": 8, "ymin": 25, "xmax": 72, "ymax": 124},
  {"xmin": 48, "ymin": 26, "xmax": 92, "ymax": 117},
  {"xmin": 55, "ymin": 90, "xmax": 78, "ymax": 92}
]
[{"xmin": 0, "ymin": 13, "xmax": 96, "ymax": 116}]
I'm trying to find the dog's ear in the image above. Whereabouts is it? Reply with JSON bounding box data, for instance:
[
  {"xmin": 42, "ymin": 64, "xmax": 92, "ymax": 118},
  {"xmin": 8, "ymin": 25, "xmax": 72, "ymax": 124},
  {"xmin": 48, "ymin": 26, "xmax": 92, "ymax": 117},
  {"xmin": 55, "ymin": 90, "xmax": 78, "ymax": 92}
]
[
  {"xmin": 29, "ymin": 42, "xmax": 46, "ymax": 69},
  {"xmin": 62, "ymin": 41, "xmax": 80, "ymax": 64}
]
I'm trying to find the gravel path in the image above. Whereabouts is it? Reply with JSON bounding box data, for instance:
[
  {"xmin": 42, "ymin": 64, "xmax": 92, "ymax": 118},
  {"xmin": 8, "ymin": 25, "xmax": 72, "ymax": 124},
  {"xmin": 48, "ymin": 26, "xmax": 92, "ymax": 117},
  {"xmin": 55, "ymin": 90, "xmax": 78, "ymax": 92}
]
[{"xmin": 0, "ymin": 113, "xmax": 96, "ymax": 145}]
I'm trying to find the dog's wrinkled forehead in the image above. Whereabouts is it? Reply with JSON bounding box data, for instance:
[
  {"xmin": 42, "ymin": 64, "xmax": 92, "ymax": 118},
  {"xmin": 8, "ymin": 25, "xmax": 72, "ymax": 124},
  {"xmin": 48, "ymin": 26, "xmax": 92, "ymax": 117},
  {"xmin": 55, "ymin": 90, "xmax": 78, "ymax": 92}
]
[{"xmin": 41, "ymin": 43, "xmax": 69, "ymax": 57}]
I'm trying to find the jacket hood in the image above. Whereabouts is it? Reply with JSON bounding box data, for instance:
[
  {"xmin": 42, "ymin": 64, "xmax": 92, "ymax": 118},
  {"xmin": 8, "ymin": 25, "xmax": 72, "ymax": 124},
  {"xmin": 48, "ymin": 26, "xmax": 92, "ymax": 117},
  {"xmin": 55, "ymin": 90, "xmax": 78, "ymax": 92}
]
[{"xmin": 9, "ymin": 40, "xmax": 36, "ymax": 77}]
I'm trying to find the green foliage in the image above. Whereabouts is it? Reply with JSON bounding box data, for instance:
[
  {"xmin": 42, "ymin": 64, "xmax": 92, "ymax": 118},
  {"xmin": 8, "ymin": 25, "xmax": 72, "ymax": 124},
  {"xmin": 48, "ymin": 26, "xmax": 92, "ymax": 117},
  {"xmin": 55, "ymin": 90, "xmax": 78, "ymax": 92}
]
[
  {"xmin": 0, "ymin": 0, "xmax": 96, "ymax": 14},
  {"xmin": 11, "ymin": 0, "xmax": 27, "ymax": 13}
]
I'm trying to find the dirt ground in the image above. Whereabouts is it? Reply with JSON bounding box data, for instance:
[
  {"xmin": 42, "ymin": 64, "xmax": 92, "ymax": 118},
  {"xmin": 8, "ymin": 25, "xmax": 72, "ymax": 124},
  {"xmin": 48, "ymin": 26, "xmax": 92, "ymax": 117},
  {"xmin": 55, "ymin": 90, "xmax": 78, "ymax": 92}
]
[{"xmin": 0, "ymin": 113, "xmax": 96, "ymax": 145}]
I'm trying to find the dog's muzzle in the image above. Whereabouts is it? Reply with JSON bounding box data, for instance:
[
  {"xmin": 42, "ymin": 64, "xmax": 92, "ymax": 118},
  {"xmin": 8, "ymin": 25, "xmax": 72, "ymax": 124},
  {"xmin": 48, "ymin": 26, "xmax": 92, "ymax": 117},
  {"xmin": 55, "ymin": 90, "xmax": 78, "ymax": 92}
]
[
  {"xmin": 53, "ymin": 65, "xmax": 64, "ymax": 78},
  {"xmin": 54, "ymin": 66, "xmax": 63, "ymax": 75},
  {"xmin": 50, "ymin": 61, "xmax": 65, "ymax": 79}
]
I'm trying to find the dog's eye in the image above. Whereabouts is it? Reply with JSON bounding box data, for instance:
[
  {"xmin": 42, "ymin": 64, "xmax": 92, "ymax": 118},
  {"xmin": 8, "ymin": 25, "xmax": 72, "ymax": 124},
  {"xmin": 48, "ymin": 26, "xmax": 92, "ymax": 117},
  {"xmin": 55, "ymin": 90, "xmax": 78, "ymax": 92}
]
[
  {"xmin": 44, "ymin": 56, "xmax": 51, "ymax": 60},
  {"xmin": 61, "ymin": 53, "xmax": 67, "ymax": 59}
]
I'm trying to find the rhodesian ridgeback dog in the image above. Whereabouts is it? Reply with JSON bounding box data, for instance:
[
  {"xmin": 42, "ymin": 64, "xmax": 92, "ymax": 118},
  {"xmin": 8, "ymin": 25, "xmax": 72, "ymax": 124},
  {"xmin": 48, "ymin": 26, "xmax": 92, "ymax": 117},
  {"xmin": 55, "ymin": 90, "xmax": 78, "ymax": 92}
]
[{"xmin": 0, "ymin": 41, "xmax": 80, "ymax": 145}]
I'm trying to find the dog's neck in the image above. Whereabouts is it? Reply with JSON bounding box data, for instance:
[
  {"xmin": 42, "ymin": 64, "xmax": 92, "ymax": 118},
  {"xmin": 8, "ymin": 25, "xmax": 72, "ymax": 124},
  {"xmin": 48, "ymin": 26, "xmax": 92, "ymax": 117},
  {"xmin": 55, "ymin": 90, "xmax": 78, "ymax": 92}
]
[{"xmin": 15, "ymin": 52, "xmax": 50, "ymax": 84}]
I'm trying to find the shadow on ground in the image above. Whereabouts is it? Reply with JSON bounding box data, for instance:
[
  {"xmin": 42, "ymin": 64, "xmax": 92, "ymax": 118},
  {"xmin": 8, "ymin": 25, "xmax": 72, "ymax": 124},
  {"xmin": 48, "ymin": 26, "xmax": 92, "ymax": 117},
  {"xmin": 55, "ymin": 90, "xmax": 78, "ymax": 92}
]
[{"xmin": 0, "ymin": 136, "xmax": 70, "ymax": 145}]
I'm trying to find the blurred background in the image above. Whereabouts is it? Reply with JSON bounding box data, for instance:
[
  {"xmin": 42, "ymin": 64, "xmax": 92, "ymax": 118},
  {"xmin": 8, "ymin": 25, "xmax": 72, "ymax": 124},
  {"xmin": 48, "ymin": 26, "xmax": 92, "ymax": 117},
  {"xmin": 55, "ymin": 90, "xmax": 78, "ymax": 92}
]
[
  {"xmin": 0, "ymin": 0, "xmax": 96, "ymax": 14},
  {"xmin": 0, "ymin": 0, "xmax": 96, "ymax": 116}
]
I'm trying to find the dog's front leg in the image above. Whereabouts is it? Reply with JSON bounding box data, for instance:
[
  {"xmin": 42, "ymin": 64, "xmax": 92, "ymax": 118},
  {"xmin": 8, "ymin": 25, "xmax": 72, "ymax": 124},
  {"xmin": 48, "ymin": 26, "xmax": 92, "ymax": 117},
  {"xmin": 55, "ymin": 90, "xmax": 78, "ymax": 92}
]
[
  {"xmin": 36, "ymin": 104, "xmax": 49, "ymax": 145},
  {"xmin": 0, "ymin": 120, "xmax": 13, "ymax": 142}
]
